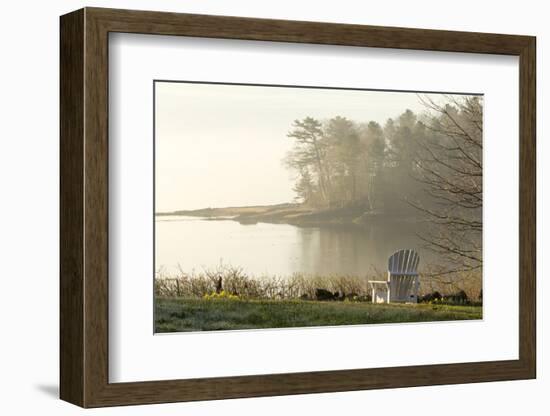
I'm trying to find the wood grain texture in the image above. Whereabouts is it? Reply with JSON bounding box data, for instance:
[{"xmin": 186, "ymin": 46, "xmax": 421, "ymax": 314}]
[
  {"xmin": 59, "ymin": 7, "xmax": 537, "ymax": 408},
  {"xmin": 59, "ymin": 8, "xmax": 84, "ymax": 407},
  {"xmin": 518, "ymin": 38, "xmax": 537, "ymax": 375},
  {"xmin": 83, "ymin": 10, "xmax": 110, "ymax": 406}
]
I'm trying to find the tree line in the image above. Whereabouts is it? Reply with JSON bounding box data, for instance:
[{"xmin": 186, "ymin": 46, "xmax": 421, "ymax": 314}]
[{"xmin": 284, "ymin": 95, "xmax": 483, "ymax": 273}]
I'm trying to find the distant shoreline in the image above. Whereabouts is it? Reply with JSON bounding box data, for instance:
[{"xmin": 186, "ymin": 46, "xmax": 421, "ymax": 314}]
[{"xmin": 155, "ymin": 203, "xmax": 421, "ymax": 227}]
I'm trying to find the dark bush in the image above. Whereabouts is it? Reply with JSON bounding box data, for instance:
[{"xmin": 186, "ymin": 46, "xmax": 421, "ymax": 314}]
[
  {"xmin": 420, "ymin": 291, "xmax": 442, "ymax": 303},
  {"xmin": 446, "ymin": 290, "xmax": 469, "ymax": 305},
  {"xmin": 334, "ymin": 290, "xmax": 346, "ymax": 301},
  {"xmin": 315, "ymin": 288, "xmax": 336, "ymax": 301}
]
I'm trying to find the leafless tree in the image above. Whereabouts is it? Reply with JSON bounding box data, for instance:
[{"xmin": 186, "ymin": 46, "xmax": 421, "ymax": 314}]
[{"xmin": 412, "ymin": 94, "xmax": 483, "ymax": 274}]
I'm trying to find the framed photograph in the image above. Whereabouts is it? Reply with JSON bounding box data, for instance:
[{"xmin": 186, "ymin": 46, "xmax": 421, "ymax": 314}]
[{"xmin": 60, "ymin": 7, "xmax": 536, "ymax": 407}]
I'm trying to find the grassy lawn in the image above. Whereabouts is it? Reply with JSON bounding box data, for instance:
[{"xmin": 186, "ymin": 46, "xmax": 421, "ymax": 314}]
[{"xmin": 155, "ymin": 297, "xmax": 482, "ymax": 333}]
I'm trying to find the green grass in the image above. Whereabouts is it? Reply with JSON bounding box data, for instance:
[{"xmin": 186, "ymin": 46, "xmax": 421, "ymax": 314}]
[{"xmin": 155, "ymin": 297, "xmax": 482, "ymax": 333}]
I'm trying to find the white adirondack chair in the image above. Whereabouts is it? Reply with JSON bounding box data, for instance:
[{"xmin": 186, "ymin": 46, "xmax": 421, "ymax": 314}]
[{"xmin": 368, "ymin": 249, "xmax": 420, "ymax": 303}]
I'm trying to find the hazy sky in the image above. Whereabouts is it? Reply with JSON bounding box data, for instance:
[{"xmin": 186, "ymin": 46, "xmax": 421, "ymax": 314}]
[{"xmin": 155, "ymin": 81, "xmax": 435, "ymax": 212}]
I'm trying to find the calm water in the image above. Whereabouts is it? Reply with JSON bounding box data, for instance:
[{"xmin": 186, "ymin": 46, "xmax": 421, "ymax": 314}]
[{"xmin": 155, "ymin": 216, "xmax": 434, "ymax": 278}]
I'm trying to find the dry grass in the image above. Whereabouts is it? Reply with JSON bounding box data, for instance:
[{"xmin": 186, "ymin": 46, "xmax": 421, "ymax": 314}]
[
  {"xmin": 419, "ymin": 266, "xmax": 483, "ymax": 301},
  {"xmin": 155, "ymin": 264, "xmax": 369, "ymax": 300},
  {"xmin": 155, "ymin": 264, "xmax": 482, "ymax": 302}
]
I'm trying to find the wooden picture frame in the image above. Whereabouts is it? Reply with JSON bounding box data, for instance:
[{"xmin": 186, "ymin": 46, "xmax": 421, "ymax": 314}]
[{"xmin": 60, "ymin": 7, "xmax": 536, "ymax": 408}]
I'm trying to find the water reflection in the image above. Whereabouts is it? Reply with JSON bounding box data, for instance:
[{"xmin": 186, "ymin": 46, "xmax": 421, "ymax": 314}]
[{"xmin": 155, "ymin": 216, "xmax": 434, "ymax": 278}]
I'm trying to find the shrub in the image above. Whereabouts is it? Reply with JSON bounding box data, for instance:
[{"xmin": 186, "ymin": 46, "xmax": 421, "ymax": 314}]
[{"xmin": 203, "ymin": 290, "xmax": 240, "ymax": 301}]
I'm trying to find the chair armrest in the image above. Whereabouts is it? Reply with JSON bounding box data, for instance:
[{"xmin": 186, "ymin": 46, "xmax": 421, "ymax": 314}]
[{"xmin": 368, "ymin": 280, "xmax": 389, "ymax": 285}]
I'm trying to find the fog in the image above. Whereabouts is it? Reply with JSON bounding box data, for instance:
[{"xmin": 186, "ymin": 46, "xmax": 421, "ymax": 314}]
[{"xmin": 155, "ymin": 81, "xmax": 430, "ymax": 212}]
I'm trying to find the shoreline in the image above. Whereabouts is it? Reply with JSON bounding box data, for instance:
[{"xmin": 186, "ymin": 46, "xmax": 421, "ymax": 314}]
[{"xmin": 156, "ymin": 203, "xmax": 422, "ymax": 227}]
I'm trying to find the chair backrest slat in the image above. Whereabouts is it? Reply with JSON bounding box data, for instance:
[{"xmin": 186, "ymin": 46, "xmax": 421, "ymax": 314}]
[
  {"xmin": 404, "ymin": 249, "xmax": 412, "ymax": 273},
  {"xmin": 388, "ymin": 249, "xmax": 420, "ymax": 275}
]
